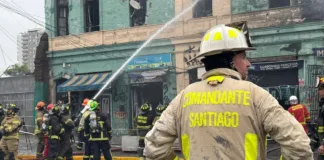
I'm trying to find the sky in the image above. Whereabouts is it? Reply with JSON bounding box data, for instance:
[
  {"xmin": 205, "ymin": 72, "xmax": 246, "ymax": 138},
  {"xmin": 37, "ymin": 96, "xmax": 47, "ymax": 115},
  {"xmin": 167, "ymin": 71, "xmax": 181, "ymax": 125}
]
[{"xmin": 0, "ymin": 0, "xmax": 44, "ymax": 73}]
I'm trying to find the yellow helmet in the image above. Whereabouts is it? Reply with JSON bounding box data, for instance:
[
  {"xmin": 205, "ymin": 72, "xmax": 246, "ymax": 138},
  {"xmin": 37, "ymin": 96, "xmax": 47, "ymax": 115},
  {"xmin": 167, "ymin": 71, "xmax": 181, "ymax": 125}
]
[{"xmin": 196, "ymin": 22, "xmax": 255, "ymax": 59}]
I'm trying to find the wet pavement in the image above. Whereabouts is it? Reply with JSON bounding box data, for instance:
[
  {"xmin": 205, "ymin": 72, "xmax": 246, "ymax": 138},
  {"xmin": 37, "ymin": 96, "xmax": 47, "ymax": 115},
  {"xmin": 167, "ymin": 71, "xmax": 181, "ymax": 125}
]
[{"xmin": 18, "ymin": 133, "xmax": 317, "ymax": 159}]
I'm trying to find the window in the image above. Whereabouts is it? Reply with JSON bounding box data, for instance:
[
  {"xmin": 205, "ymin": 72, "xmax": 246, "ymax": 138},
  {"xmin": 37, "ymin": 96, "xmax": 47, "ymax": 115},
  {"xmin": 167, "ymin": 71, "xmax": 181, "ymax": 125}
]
[
  {"xmin": 269, "ymin": 0, "xmax": 290, "ymax": 8},
  {"xmin": 130, "ymin": 0, "xmax": 147, "ymax": 27},
  {"xmin": 56, "ymin": 0, "xmax": 69, "ymax": 36},
  {"xmin": 193, "ymin": 0, "xmax": 212, "ymax": 18},
  {"xmin": 84, "ymin": 0, "xmax": 100, "ymax": 32}
]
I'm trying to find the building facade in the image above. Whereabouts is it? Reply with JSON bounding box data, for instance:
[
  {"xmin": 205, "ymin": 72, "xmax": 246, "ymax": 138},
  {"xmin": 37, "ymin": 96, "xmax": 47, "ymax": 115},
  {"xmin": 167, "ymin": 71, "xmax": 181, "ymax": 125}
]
[
  {"xmin": 45, "ymin": 0, "xmax": 324, "ymax": 133},
  {"xmin": 17, "ymin": 29, "xmax": 45, "ymax": 72}
]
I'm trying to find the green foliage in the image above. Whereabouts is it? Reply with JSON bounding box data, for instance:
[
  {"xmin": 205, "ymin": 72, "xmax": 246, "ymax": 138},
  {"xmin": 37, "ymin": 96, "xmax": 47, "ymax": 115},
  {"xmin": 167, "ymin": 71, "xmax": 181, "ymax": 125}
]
[{"xmin": 4, "ymin": 64, "xmax": 31, "ymax": 76}]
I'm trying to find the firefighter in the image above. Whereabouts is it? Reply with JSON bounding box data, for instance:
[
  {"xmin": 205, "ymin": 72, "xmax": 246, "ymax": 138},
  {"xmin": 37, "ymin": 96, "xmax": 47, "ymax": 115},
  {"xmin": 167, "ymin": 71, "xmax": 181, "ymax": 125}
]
[
  {"xmin": 152, "ymin": 104, "xmax": 166, "ymax": 126},
  {"xmin": 42, "ymin": 104, "xmax": 54, "ymax": 159},
  {"xmin": 0, "ymin": 104, "xmax": 22, "ymax": 160},
  {"xmin": 84, "ymin": 100, "xmax": 112, "ymax": 160},
  {"xmin": 317, "ymin": 76, "xmax": 324, "ymax": 159},
  {"xmin": 34, "ymin": 101, "xmax": 47, "ymax": 159},
  {"xmin": 287, "ymin": 95, "xmax": 311, "ymax": 133},
  {"xmin": 76, "ymin": 98, "xmax": 92, "ymax": 160},
  {"xmin": 136, "ymin": 103, "xmax": 154, "ymax": 159},
  {"xmin": 0, "ymin": 104, "xmax": 5, "ymax": 160},
  {"xmin": 57, "ymin": 103, "xmax": 75, "ymax": 160},
  {"xmin": 47, "ymin": 105, "xmax": 65, "ymax": 160},
  {"xmin": 143, "ymin": 22, "xmax": 312, "ymax": 160}
]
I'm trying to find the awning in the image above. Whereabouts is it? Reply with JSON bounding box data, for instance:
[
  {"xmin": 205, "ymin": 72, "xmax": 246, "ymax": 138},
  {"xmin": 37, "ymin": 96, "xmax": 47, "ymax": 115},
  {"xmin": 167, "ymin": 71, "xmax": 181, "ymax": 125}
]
[{"xmin": 57, "ymin": 72, "xmax": 111, "ymax": 92}]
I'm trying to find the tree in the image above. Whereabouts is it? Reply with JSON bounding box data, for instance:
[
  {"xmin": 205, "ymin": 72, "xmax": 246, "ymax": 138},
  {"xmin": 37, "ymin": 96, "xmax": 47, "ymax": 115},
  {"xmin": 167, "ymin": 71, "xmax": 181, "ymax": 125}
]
[{"xmin": 4, "ymin": 64, "xmax": 31, "ymax": 76}]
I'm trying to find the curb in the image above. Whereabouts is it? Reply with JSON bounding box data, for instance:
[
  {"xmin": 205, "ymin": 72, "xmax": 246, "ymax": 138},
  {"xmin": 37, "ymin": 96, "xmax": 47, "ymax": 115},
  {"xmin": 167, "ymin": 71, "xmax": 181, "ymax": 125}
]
[{"xmin": 19, "ymin": 155, "xmax": 140, "ymax": 160}]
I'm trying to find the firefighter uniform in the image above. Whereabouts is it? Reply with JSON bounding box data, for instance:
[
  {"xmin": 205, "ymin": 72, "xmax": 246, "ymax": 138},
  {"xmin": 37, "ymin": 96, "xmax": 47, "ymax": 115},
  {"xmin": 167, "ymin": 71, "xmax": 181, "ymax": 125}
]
[
  {"xmin": 47, "ymin": 105, "xmax": 65, "ymax": 160},
  {"xmin": 35, "ymin": 101, "xmax": 46, "ymax": 159},
  {"xmin": 57, "ymin": 104, "xmax": 75, "ymax": 160},
  {"xmin": 76, "ymin": 98, "xmax": 92, "ymax": 160},
  {"xmin": 144, "ymin": 23, "xmax": 312, "ymax": 160},
  {"xmin": 84, "ymin": 101, "xmax": 113, "ymax": 160},
  {"xmin": 0, "ymin": 104, "xmax": 22, "ymax": 160},
  {"xmin": 136, "ymin": 103, "xmax": 153, "ymax": 158},
  {"xmin": 152, "ymin": 104, "xmax": 166, "ymax": 126},
  {"xmin": 317, "ymin": 77, "xmax": 324, "ymax": 159},
  {"xmin": 288, "ymin": 103, "xmax": 311, "ymax": 133}
]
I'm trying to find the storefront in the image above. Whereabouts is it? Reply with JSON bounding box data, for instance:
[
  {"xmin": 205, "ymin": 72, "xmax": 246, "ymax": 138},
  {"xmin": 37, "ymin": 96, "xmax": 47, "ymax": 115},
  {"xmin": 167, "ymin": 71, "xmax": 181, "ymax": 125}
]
[
  {"xmin": 248, "ymin": 60, "xmax": 304, "ymax": 109},
  {"xmin": 125, "ymin": 53, "xmax": 176, "ymax": 129}
]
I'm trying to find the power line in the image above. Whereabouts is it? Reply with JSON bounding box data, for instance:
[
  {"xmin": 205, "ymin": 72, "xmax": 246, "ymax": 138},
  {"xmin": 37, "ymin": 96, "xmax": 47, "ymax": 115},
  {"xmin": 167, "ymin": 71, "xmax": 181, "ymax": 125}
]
[
  {"xmin": 0, "ymin": 45, "xmax": 15, "ymax": 64},
  {"xmin": 0, "ymin": 25, "xmax": 16, "ymax": 44}
]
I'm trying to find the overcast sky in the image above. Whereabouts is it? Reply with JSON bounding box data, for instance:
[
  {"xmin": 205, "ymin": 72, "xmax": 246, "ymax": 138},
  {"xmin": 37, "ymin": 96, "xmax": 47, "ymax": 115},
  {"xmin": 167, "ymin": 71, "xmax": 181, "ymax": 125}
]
[{"xmin": 0, "ymin": 0, "xmax": 44, "ymax": 73}]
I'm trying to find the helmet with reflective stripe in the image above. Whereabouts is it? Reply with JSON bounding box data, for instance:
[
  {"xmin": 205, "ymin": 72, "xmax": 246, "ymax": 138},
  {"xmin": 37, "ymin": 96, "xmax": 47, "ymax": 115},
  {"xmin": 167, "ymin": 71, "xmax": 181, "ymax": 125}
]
[
  {"xmin": 156, "ymin": 104, "xmax": 166, "ymax": 115},
  {"xmin": 140, "ymin": 103, "xmax": 150, "ymax": 112},
  {"xmin": 89, "ymin": 101, "xmax": 99, "ymax": 111},
  {"xmin": 193, "ymin": 22, "xmax": 255, "ymax": 60}
]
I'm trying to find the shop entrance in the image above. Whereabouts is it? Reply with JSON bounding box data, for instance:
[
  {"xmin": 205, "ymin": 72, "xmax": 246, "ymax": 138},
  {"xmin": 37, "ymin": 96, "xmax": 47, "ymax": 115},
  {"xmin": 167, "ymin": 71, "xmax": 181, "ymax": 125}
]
[{"xmin": 131, "ymin": 82, "xmax": 163, "ymax": 125}]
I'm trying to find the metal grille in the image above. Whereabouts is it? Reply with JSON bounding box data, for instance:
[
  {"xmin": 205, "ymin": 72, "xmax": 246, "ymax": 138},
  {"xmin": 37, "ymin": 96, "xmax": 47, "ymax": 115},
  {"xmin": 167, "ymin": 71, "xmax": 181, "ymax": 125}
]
[{"xmin": 306, "ymin": 65, "xmax": 324, "ymax": 119}]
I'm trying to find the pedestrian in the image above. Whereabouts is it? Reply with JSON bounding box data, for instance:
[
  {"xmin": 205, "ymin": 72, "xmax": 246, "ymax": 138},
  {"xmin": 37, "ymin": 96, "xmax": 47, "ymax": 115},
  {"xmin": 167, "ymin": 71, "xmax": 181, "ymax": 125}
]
[
  {"xmin": 143, "ymin": 22, "xmax": 313, "ymax": 160},
  {"xmin": 84, "ymin": 100, "xmax": 113, "ymax": 160}
]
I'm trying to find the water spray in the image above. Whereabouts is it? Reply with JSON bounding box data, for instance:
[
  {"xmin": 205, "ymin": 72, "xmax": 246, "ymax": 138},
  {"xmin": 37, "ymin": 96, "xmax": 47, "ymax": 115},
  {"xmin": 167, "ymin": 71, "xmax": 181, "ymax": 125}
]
[{"xmin": 91, "ymin": 0, "xmax": 201, "ymax": 100}]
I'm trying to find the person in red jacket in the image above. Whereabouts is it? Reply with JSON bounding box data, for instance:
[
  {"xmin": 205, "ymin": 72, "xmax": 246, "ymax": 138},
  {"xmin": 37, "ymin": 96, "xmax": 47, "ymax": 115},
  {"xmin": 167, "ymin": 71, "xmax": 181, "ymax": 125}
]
[{"xmin": 288, "ymin": 95, "xmax": 311, "ymax": 133}]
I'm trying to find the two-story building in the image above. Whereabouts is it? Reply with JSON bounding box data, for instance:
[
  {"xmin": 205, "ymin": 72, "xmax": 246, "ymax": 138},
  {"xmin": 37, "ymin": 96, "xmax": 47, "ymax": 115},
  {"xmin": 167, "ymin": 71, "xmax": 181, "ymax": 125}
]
[{"xmin": 45, "ymin": 0, "xmax": 324, "ymax": 133}]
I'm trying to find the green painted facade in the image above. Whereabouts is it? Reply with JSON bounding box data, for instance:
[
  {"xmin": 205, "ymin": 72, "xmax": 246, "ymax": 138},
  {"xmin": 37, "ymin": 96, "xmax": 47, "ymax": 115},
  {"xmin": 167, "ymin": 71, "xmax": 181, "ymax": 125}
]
[
  {"xmin": 33, "ymin": 82, "xmax": 49, "ymax": 123},
  {"xmin": 47, "ymin": 39, "xmax": 176, "ymax": 132},
  {"xmin": 248, "ymin": 21, "xmax": 324, "ymax": 104},
  {"xmin": 45, "ymin": 0, "xmax": 175, "ymax": 36},
  {"xmin": 146, "ymin": 0, "xmax": 175, "ymax": 25}
]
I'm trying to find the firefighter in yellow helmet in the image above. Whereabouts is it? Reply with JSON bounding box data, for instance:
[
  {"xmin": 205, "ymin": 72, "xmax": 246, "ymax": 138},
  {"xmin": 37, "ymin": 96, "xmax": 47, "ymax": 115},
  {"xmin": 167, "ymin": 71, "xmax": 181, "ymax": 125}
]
[
  {"xmin": 34, "ymin": 101, "xmax": 46, "ymax": 159},
  {"xmin": 143, "ymin": 22, "xmax": 313, "ymax": 160},
  {"xmin": 136, "ymin": 103, "xmax": 154, "ymax": 159},
  {"xmin": 153, "ymin": 104, "xmax": 166, "ymax": 126},
  {"xmin": 0, "ymin": 104, "xmax": 22, "ymax": 160}
]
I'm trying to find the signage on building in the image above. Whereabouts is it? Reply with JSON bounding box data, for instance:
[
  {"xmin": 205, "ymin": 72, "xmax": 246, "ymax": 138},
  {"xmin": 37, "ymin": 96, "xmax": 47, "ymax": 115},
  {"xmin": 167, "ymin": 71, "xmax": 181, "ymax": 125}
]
[
  {"xmin": 313, "ymin": 48, "xmax": 324, "ymax": 57},
  {"xmin": 126, "ymin": 53, "xmax": 172, "ymax": 71},
  {"xmin": 250, "ymin": 60, "xmax": 304, "ymax": 71}
]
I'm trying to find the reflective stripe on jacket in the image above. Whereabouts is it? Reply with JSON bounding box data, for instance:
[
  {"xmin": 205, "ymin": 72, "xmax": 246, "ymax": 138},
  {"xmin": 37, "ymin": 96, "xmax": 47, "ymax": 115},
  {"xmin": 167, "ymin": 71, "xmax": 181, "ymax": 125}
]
[{"xmin": 144, "ymin": 68, "xmax": 313, "ymax": 160}]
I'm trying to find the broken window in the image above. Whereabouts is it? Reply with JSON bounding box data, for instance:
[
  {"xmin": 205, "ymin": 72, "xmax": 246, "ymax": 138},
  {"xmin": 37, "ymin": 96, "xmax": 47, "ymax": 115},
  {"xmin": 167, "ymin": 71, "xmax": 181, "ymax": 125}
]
[
  {"xmin": 269, "ymin": 0, "xmax": 290, "ymax": 8},
  {"xmin": 130, "ymin": 0, "xmax": 147, "ymax": 27},
  {"xmin": 56, "ymin": 0, "xmax": 69, "ymax": 36},
  {"xmin": 193, "ymin": 0, "xmax": 212, "ymax": 18},
  {"xmin": 84, "ymin": 0, "xmax": 100, "ymax": 32}
]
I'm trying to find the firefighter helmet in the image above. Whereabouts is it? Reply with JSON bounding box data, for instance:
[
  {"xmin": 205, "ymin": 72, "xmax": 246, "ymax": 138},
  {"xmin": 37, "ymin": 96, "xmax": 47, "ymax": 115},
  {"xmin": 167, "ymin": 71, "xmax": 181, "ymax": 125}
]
[
  {"xmin": 7, "ymin": 103, "xmax": 19, "ymax": 115},
  {"xmin": 50, "ymin": 105, "xmax": 60, "ymax": 115},
  {"xmin": 140, "ymin": 103, "xmax": 150, "ymax": 112},
  {"xmin": 193, "ymin": 22, "xmax": 255, "ymax": 60},
  {"xmin": 89, "ymin": 101, "xmax": 99, "ymax": 111},
  {"xmin": 82, "ymin": 98, "xmax": 90, "ymax": 106},
  {"xmin": 156, "ymin": 104, "xmax": 166, "ymax": 115},
  {"xmin": 289, "ymin": 96, "xmax": 298, "ymax": 105},
  {"xmin": 60, "ymin": 103, "xmax": 71, "ymax": 114},
  {"xmin": 35, "ymin": 101, "xmax": 46, "ymax": 110},
  {"xmin": 47, "ymin": 104, "xmax": 54, "ymax": 111}
]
